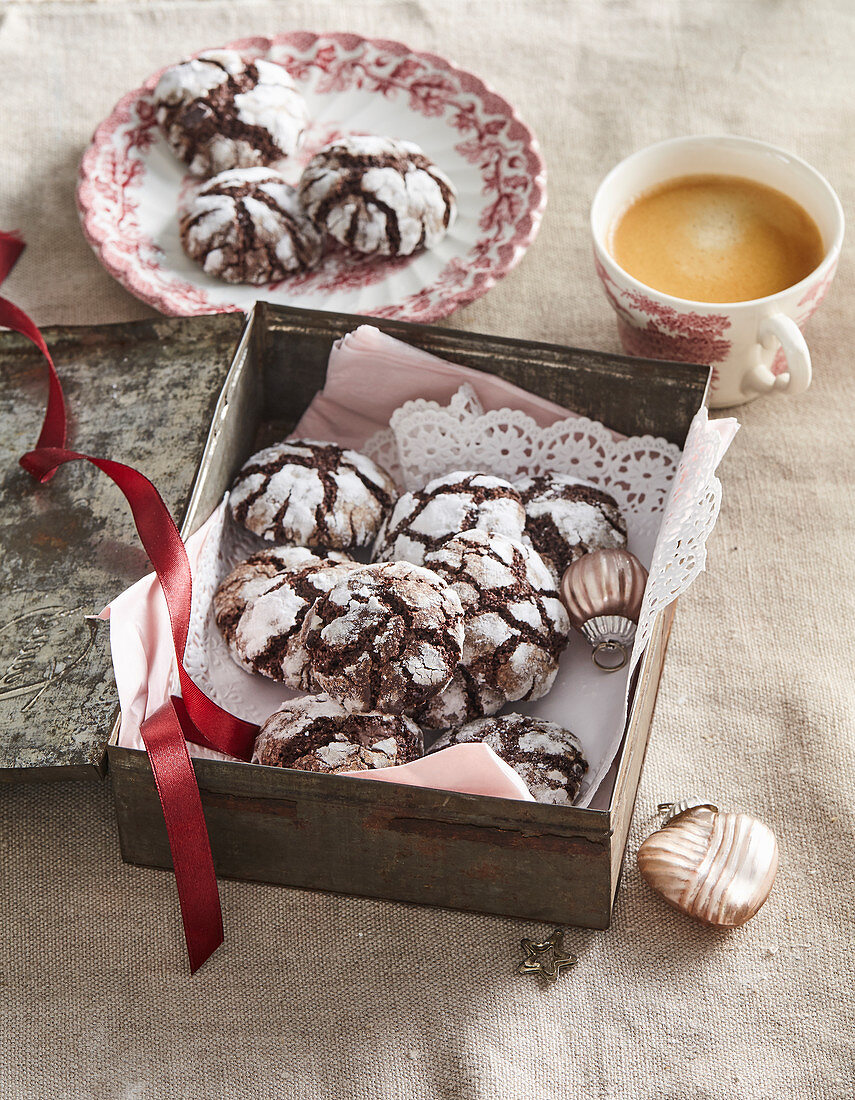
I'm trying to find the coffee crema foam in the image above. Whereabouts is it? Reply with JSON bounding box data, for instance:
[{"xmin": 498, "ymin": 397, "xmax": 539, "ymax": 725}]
[{"xmin": 609, "ymin": 174, "xmax": 824, "ymax": 303}]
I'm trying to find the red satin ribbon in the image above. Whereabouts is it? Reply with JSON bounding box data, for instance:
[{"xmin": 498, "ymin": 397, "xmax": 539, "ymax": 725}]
[
  {"xmin": 3, "ymin": 232, "xmax": 257, "ymax": 972},
  {"xmin": 0, "ymin": 231, "xmax": 24, "ymax": 284}
]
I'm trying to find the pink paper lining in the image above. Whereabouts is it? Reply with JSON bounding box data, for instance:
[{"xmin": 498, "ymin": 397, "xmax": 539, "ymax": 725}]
[
  {"xmin": 291, "ymin": 325, "xmax": 626, "ymax": 447},
  {"xmin": 346, "ymin": 743, "xmax": 535, "ymax": 801}
]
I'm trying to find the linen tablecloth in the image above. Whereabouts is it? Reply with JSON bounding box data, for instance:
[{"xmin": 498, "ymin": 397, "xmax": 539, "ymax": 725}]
[{"xmin": 1, "ymin": 2, "xmax": 853, "ymax": 1096}]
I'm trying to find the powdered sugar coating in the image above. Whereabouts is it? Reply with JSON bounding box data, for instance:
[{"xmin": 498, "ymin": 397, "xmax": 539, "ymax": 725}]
[
  {"xmin": 428, "ymin": 713, "xmax": 588, "ymax": 804},
  {"xmin": 297, "ymin": 561, "xmax": 465, "ymax": 713},
  {"xmin": 413, "ymin": 667, "xmax": 505, "ymax": 731},
  {"xmin": 229, "ymin": 440, "xmax": 397, "ymax": 549},
  {"xmin": 298, "ymin": 136, "xmax": 457, "ymax": 257},
  {"xmin": 213, "ymin": 546, "xmax": 358, "ymax": 686},
  {"xmin": 154, "ymin": 50, "xmax": 309, "ymax": 176},
  {"xmin": 516, "ymin": 474, "xmax": 628, "ymax": 585},
  {"xmin": 422, "ymin": 529, "xmax": 570, "ymax": 711},
  {"xmin": 213, "ymin": 545, "xmax": 345, "ymax": 642},
  {"xmin": 253, "ymin": 693, "xmax": 423, "ymax": 773},
  {"xmin": 372, "ymin": 471, "xmax": 526, "ymax": 566},
  {"xmin": 179, "ymin": 168, "xmax": 323, "ymax": 284}
]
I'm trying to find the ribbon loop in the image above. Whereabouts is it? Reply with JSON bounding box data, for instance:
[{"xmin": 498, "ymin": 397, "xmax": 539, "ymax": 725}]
[{"xmin": 3, "ymin": 232, "xmax": 247, "ymax": 972}]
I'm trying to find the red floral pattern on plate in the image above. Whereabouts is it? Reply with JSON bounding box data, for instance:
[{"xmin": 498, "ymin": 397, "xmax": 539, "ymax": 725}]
[{"xmin": 77, "ymin": 33, "xmax": 547, "ymax": 321}]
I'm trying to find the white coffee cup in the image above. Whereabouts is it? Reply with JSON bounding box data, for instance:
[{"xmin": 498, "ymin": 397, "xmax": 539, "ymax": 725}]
[{"xmin": 591, "ymin": 136, "xmax": 844, "ymax": 408}]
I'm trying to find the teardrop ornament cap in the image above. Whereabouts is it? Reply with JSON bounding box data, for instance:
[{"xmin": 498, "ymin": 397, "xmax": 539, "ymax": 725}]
[{"xmin": 657, "ymin": 797, "xmax": 720, "ymax": 824}]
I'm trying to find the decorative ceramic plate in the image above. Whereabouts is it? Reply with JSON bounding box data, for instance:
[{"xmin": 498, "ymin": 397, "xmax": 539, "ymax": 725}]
[{"xmin": 77, "ymin": 32, "xmax": 547, "ymax": 321}]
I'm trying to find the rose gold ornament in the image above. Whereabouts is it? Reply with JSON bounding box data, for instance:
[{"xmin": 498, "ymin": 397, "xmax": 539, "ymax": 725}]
[
  {"xmin": 637, "ymin": 799, "xmax": 779, "ymax": 928},
  {"xmin": 559, "ymin": 548, "xmax": 648, "ymax": 671}
]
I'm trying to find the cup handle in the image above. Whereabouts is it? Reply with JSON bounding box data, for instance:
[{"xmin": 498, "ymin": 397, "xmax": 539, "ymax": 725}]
[{"xmin": 743, "ymin": 314, "xmax": 812, "ymax": 398}]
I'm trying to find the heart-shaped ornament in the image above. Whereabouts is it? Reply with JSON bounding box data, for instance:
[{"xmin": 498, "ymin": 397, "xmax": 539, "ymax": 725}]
[{"xmin": 637, "ymin": 799, "xmax": 779, "ymax": 927}]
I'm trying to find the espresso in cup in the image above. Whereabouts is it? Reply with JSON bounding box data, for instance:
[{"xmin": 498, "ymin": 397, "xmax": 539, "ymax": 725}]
[
  {"xmin": 592, "ymin": 137, "xmax": 844, "ymax": 407},
  {"xmin": 609, "ymin": 173, "xmax": 824, "ymax": 304}
]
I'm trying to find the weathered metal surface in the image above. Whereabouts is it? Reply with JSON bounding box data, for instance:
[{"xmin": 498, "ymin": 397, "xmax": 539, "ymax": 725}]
[
  {"xmin": 0, "ymin": 313, "xmax": 244, "ymax": 780},
  {"xmin": 110, "ymin": 303, "xmax": 710, "ymax": 928},
  {"xmin": 111, "ymin": 747, "xmax": 615, "ymax": 928}
]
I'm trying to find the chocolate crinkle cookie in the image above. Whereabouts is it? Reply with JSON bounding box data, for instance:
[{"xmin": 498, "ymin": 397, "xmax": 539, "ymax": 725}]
[
  {"xmin": 213, "ymin": 546, "xmax": 359, "ymax": 687},
  {"xmin": 154, "ymin": 50, "xmax": 309, "ymax": 176},
  {"xmin": 516, "ymin": 474, "xmax": 628, "ymax": 585},
  {"xmin": 179, "ymin": 168, "xmax": 324, "ymax": 284},
  {"xmin": 418, "ymin": 530, "xmax": 570, "ymax": 723},
  {"xmin": 428, "ymin": 713, "xmax": 588, "ymax": 805},
  {"xmin": 253, "ymin": 694, "xmax": 423, "ymax": 773},
  {"xmin": 372, "ymin": 471, "xmax": 526, "ymax": 567},
  {"xmin": 298, "ymin": 135, "xmax": 457, "ymax": 257},
  {"xmin": 229, "ymin": 440, "xmax": 397, "ymax": 549},
  {"xmin": 296, "ymin": 561, "xmax": 465, "ymax": 714}
]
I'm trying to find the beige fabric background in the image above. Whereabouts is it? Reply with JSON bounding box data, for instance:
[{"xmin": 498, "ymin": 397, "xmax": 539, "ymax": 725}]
[{"xmin": 1, "ymin": 1, "xmax": 854, "ymax": 1097}]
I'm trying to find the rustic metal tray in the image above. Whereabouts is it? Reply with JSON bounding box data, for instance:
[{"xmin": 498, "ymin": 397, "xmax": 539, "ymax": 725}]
[
  {"xmin": 105, "ymin": 303, "xmax": 708, "ymax": 929},
  {"xmin": 0, "ymin": 313, "xmax": 244, "ymax": 780}
]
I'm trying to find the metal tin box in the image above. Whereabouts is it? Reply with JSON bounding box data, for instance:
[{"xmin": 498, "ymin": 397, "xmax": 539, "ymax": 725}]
[{"xmin": 106, "ymin": 303, "xmax": 708, "ymax": 930}]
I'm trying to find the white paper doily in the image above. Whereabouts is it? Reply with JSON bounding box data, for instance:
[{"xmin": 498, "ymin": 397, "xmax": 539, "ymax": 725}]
[
  {"xmin": 630, "ymin": 407, "xmax": 738, "ymax": 675},
  {"xmin": 364, "ymin": 384, "xmax": 681, "ymax": 548}
]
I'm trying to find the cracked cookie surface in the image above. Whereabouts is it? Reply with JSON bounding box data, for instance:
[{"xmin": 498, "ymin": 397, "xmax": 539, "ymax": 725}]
[
  {"xmin": 179, "ymin": 168, "xmax": 324, "ymax": 284},
  {"xmin": 298, "ymin": 135, "xmax": 457, "ymax": 256},
  {"xmin": 372, "ymin": 471, "xmax": 525, "ymax": 567},
  {"xmin": 516, "ymin": 473, "xmax": 628, "ymax": 585},
  {"xmin": 297, "ymin": 561, "xmax": 464, "ymax": 713},
  {"xmin": 229, "ymin": 440, "xmax": 397, "ymax": 549},
  {"xmin": 413, "ymin": 667, "xmax": 506, "ymax": 731},
  {"xmin": 418, "ymin": 529, "xmax": 570, "ymax": 725},
  {"xmin": 253, "ymin": 693, "xmax": 423, "ymax": 773},
  {"xmin": 428, "ymin": 713, "xmax": 588, "ymax": 804},
  {"xmin": 154, "ymin": 50, "xmax": 308, "ymax": 176},
  {"xmin": 213, "ymin": 546, "xmax": 359, "ymax": 687}
]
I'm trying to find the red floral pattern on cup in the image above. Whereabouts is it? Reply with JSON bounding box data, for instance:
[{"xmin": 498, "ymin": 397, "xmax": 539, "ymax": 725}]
[
  {"xmin": 795, "ymin": 260, "xmax": 837, "ymax": 327},
  {"xmin": 595, "ymin": 256, "xmax": 732, "ymax": 368}
]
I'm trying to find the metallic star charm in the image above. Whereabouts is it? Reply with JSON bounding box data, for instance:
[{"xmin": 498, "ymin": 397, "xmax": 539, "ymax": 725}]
[{"xmin": 517, "ymin": 928, "xmax": 577, "ymax": 982}]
